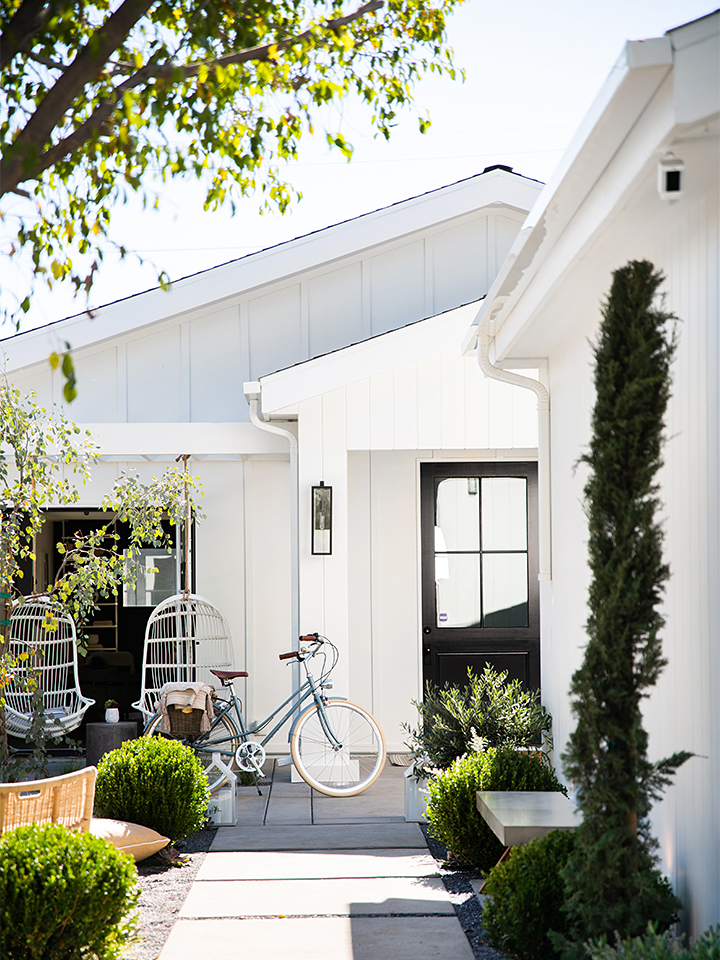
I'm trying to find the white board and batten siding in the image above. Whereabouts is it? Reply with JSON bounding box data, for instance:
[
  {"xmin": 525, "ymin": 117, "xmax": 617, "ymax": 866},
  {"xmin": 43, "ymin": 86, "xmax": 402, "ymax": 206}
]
[
  {"xmin": 485, "ymin": 21, "xmax": 720, "ymax": 934},
  {"xmin": 1, "ymin": 169, "xmax": 542, "ymax": 756},
  {"xmin": 276, "ymin": 328, "xmax": 539, "ymax": 752}
]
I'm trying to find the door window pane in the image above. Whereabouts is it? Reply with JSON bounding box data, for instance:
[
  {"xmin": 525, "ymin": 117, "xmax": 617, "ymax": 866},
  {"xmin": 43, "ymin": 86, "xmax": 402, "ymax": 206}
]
[
  {"xmin": 481, "ymin": 478, "xmax": 527, "ymax": 550},
  {"xmin": 482, "ymin": 553, "xmax": 528, "ymax": 627},
  {"xmin": 435, "ymin": 554, "xmax": 481, "ymax": 628},
  {"xmin": 436, "ymin": 478, "xmax": 480, "ymax": 552}
]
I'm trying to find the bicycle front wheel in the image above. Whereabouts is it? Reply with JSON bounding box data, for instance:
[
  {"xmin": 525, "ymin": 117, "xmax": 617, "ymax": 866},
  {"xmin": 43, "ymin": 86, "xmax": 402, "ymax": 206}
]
[
  {"xmin": 144, "ymin": 710, "xmax": 241, "ymax": 794},
  {"xmin": 290, "ymin": 699, "xmax": 386, "ymax": 797}
]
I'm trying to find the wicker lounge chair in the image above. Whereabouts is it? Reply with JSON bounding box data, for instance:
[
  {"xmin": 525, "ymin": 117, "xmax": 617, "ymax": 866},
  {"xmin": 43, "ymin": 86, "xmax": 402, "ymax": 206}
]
[{"xmin": 0, "ymin": 766, "xmax": 96, "ymax": 835}]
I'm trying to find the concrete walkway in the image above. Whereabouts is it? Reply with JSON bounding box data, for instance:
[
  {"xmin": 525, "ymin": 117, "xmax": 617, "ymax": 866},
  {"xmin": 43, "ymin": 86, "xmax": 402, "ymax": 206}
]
[{"xmin": 159, "ymin": 761, "xmax": 475, "ymax": 960}]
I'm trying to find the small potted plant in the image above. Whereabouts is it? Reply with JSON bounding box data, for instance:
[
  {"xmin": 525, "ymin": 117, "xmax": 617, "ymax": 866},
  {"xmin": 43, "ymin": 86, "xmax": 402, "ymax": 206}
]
[{"xmin": 104, "ymin": 700, "xmax": 120, "ymax": 723}]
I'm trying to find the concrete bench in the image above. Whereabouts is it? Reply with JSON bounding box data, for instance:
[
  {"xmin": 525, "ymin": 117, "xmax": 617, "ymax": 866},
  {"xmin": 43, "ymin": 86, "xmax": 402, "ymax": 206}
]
[
  {"xmin": 475, "ymin": 791, "xmax": 581, "ymax": 889},
  {"xmin": 476, "ymin": 790, "xmax": 581, "ymax": 846}
]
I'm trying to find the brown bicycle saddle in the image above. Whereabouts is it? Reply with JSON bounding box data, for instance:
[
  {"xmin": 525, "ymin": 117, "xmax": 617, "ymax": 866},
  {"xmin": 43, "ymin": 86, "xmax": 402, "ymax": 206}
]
[{"xmin": 210, "ymin": 669, "xmax": 249, "ymax": 679}]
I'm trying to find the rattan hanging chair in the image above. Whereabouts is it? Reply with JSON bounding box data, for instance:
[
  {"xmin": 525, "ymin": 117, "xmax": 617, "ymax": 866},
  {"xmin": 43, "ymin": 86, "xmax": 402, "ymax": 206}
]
[
  {"xmin": 132, "ymin": 593, "xmax": 234, "ymax": 723},
  {"xmin": 4, "ymin": 597, "xmax": 95, "ymax": 739}
]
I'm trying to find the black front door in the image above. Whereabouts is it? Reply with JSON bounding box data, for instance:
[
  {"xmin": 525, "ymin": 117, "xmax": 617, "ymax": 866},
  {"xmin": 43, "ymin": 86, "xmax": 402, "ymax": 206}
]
[{"xmin": 420, "ymin": 461, "xmax": 539, "ymax": 692}]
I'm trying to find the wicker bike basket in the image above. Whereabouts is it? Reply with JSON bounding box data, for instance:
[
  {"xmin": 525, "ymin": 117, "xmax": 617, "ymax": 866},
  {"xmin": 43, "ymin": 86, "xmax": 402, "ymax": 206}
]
[{"xmin": 168, "ymin": 706, "xmax": 205, "ymax": 737}]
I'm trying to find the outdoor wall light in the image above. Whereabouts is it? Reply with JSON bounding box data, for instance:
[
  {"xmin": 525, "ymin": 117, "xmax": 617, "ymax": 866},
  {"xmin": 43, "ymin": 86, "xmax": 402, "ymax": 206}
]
[
  {"xmin": 312, "ymin": 482, "xmax": 332, "ymax": 555},
  {"xmin": 657, "ymin": 154, "xmax": 685, "ymax": 201}
]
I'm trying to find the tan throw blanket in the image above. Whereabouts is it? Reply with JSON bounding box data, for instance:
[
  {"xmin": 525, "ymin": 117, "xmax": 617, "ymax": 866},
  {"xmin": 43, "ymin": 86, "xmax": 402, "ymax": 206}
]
[{"xmin": 157, "ymin": 681, "xmax": 214, "ymax": 733}]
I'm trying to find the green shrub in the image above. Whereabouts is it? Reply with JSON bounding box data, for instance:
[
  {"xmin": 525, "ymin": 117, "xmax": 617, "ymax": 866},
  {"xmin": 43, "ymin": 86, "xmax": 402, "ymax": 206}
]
[
  {"xmin": 482, "ymin": 829, "xmax": 576, "ymax": 960},
  {"xmin": 425, "ymin": 747, "xmax": 566, "ymax": 870},
  {"xmin": 403, "ymin": 665, "xmax": 552, "ymax": 776},
  {"xmin": 0, "ymin": 823, "xmax": 139, "ymax": 960},
  {"xmin": 587, "ymin": 923, "xmax": 720, "ymax": 959},
  {"xmin": 95, "ymin": 735, "xmax": 210, "ymax": 842}
]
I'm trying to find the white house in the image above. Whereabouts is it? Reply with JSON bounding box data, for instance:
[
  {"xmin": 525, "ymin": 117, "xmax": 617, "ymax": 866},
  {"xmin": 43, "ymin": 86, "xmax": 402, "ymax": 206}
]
[
  {"xmin": 464, "ymin": 9, "xmax": 720, "ymax": 937},
  {"xmin": 1, "ymin": 166, "xmax": 543, "ymax": 754}
]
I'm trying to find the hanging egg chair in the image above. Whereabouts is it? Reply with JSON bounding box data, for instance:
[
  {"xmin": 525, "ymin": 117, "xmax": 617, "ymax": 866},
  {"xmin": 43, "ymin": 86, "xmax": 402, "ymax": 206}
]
[
  {"xmin": 132, "ymin": 593, "xmax": 234, "ymax": 723},
  {"xmin": 4, "ymin": 596, "xmax": 95, "ymax": 739}
]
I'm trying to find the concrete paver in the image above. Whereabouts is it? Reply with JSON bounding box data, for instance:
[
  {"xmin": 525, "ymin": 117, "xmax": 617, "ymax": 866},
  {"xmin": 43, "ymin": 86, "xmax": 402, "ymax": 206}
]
[
  {"xmin": 180, "ymin": 876, "xmax": 455, "ymax": 917},
  {"xmin": 263, "ymin": 796, "xmax": 312, "ymax": 824},
  {"xmin": 211, "ymin": 821, "xmax": 426, "ymax": 850},
  {"xmin": 198, "ymin": 849, "xmax": 438, "ymax": 880},
  {"xmin": 267, "ymin": 781, "xmax": 313, "ymax": 797},
  {"xmin": 158, "ymin": 761, "xmax": 477, "ymax": 960},
  {"xmin": 313, "ymin": 790, "xmax": 404, "ymax": 821},
  {"xmin": 161, "ymin": 917, "xmax": 474, "ymax": 960}
]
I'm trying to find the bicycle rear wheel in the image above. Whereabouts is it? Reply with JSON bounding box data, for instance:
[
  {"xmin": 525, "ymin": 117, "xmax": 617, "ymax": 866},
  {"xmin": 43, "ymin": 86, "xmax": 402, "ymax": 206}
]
[
  {"xmin": 144, "ymin": 710, "xmax": 241, "ymax": 793},
  {"xmin": 290, "ymin": 699, "xmax": 386, "ymax": 797}
]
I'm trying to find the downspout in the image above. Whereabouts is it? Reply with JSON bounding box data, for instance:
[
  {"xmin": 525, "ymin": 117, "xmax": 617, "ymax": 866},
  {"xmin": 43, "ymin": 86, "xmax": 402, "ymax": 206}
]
[
  {"xmin": 244, "ymin": 382, "xmax": 300, "ymax": 693},
  {"xmin": 476, "ymin": 333, "xmax": 551, "ymax": 581}
]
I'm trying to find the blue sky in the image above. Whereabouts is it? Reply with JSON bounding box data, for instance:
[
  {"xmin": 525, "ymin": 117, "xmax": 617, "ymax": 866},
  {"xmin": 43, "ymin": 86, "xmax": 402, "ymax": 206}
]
[{"xmin": 3, "ymin": 0, "xmax": 715, "ymax": 331}]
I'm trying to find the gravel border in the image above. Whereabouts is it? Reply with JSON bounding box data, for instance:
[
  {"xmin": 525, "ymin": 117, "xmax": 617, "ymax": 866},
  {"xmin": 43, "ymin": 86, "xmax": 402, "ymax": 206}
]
[
  {"xmin": 123, "ymin": 826, "xmax": 217, "ymax": 960},
  {"xmin": 420, "ymin": 825, "xmax": 509, "ymax": 960}
]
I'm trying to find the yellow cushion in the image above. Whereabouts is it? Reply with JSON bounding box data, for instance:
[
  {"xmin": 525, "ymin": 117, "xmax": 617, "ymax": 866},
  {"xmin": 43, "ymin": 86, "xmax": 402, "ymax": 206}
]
[{"xmin": 89, "ymin": 818, "xmax": 170, "ymax": 862}]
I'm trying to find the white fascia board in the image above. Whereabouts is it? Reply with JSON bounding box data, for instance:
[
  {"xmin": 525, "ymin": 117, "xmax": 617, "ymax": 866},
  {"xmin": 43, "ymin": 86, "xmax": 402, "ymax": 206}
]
[
  {"xmin": 1, "ymin": 172, "xmax": 540, "ymax": 373},
  {"xmin": 494, "ymin": 73, "xmax": 679, "ymax": 360},
  {"xmin": 80, "ymin": 422, "xmax": 288, "ymax": 458},
  {"xmin": 670, "ymin": 11, "xmax": 720, "ymax": 125},
  {"xmin": 462, "ymin": 35, "xmax": 673, "ymax": 358},
  {"xmin": 259, "ymin": 302, "xmax": 479, "ymax": 412}
]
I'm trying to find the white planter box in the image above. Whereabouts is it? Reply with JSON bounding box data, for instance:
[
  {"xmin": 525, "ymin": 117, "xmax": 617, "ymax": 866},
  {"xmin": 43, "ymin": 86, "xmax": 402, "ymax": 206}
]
[{"xmin": 404, "ymin": 766, "xmax": 429, "ymax": 822}]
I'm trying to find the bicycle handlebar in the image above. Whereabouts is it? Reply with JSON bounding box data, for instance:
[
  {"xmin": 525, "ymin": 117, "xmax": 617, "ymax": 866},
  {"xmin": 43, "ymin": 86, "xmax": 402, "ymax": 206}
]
[{"xmin": 279, "ymin": 634, "xmax": 321, "ymax": 661}]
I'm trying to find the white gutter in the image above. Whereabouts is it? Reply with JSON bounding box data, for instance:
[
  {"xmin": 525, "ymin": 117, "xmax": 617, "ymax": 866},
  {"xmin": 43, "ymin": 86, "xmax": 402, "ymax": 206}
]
[
  {"xmin": 476, "ymin": 334, "xmax": 551, "ymax": 581},
  {"xmin": 243, "ymin": 381, "xmax": 300, "ymax": 683}
]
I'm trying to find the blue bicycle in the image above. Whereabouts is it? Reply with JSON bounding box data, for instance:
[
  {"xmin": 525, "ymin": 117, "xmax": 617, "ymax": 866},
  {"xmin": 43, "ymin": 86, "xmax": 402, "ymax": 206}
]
[{"xmin": 144, "ymin": 634, "xmax": 386, "ymax": 797}]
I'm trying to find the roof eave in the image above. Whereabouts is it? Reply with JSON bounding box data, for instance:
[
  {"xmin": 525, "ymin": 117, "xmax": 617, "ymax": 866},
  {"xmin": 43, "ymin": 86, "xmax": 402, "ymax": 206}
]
[{"xmin": 462, "ymin": 34, "xmax": 675, "ymax": 360}]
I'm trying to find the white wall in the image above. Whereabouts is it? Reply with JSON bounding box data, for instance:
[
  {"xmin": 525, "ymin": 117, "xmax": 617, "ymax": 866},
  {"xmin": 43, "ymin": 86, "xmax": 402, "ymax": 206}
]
[
  {"xmin": 294, "ymin": 348, "xmax": 539, "ymax": 751},
  {"xmin": 539, "ymin": 133, "xmax": 720, "ymax": 935},
  {"xmin": 7, "ymin": 208, "xmax": 527, "ymax": 420}
]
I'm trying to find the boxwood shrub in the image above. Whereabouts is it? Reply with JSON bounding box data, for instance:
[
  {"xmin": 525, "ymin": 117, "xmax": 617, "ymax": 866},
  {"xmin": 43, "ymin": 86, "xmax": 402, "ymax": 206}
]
[
  {"xmin": 482, "ymin": 828, "xmax": 576, "ymax": 960},
  {"xmin": 587, "ymin": 923, "xmax": 720, "ymax": 959},
  {"xmin": 425, "ymin": 747, "xmax": 566, "ymax": 870},
  {"xmin": 95, "ymin": 735, "xmax": 210, "ymax": 842},
  {"xmin": 0, "ymin": 823, "xmax": 139, "ymax": 960}
]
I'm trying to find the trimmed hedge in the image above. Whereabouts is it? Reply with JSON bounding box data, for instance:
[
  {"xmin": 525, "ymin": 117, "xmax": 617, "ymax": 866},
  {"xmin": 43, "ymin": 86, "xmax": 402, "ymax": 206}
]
[
  {"xmin": 425, "ymin": 747, "xmax": 566, "ymax": 870},
  {"xmin": 587, "ymin": 923, "xmax": 720, "ymax": 959},
  {"xmin": 0, "ymin": 823, "xmax": 139, "ymax": 960},
  {"xmin": 95, "ymin": 735, "xmax": 210, "ymax": 842},
  {"xmin": 482, "ymin": 828, "xmax": 576, "ymax": 960}
]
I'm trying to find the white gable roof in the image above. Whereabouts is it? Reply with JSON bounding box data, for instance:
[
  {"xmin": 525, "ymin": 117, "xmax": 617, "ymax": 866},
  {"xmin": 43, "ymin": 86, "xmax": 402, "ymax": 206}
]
[{"xmin": 2, "ymin": 168, "xmax": 541, "ymax": 374}]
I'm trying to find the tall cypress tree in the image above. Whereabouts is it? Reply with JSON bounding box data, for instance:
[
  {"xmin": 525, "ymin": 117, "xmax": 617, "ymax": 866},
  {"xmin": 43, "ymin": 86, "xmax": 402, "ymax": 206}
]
[{"xmin": 559, "ymin": 261, "xmax": 691, "ymax": 956}]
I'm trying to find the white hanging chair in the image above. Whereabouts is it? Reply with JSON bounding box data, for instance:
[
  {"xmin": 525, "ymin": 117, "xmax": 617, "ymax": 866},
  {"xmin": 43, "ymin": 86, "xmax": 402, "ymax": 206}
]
[
  {"xmin": 4, "ymin": 597, "xmax": 95, "ymax": 739},
  {"xmin": 132, "ymin": 593, "xmax": 235, "ymax": 723}
]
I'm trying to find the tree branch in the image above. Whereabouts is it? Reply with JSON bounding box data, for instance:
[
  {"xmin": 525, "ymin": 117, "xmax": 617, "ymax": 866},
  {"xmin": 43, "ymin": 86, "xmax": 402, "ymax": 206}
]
[
  {"xmin": 155, "ymin": 0, "xmax": 384, "ymax": 78},
  {"xmin": 15, "ymin": 0, "xmax": 385, "ymax": 185},
  {"xmin": 1, "ymin": 0, "xmax": 154, "ymax": 195},
  {"xmin": 0, "ymin": 0, "xmax": 51, "ymax": 72}
]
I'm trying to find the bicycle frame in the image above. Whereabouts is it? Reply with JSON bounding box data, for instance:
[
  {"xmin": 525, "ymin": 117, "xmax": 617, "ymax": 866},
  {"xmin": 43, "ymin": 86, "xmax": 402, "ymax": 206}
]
[{"xmin": 195, "ymin": 660, "xmax": 342, "ymax": 762}]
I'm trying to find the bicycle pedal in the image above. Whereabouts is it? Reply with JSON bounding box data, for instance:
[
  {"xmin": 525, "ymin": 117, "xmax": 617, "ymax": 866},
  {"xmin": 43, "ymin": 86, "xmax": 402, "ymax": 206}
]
[{"xmin": 276, "ymin": 755, "xmax": 293, "ymax": 767}]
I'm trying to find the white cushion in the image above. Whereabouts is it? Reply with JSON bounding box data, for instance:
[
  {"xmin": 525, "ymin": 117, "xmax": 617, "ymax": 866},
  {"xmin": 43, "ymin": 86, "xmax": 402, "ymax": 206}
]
[{"xmin": 89, "ymin": 818, "xmax": 170, "ymax": 862}]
